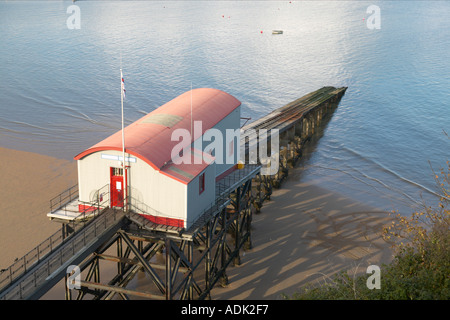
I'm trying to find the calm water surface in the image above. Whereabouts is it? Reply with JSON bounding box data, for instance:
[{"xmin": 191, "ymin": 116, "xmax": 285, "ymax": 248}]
[{"xmin": 1, "ymin": 1, "xmax": 449, "ymax": 214}]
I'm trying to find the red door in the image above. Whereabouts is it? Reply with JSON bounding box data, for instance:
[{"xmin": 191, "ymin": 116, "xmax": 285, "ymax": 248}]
[{"xmin": 110, "ymin": 167, "xmax": 124, "ymax": 208}]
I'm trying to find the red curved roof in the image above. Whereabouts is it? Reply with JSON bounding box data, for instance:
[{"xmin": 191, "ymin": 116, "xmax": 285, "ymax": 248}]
[{"xmin": 74, "ymin": 88, "xmax": 241, "ymax": 179}]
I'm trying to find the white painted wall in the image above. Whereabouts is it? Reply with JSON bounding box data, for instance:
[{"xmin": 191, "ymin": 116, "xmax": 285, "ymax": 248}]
[
  {"xmin": 77, "ymin": 150, "xmax": 187, "ymax": 224},
  {"xmin": 77, "ymin": 106, "xmax": 240, "ymax": 229},
  {"xmin": 196, "ymin": 106, "xmax": 241, "ymax": 177},
  {"xmin": 186, "ymin": 162, "xmax": 216, "ymax": 229}
]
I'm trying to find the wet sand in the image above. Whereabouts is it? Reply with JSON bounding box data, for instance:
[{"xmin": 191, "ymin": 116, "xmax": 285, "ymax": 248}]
[
  {"xmin": 212, "ymin": 169, "xmax": 394, "ymax": 299},
  {"xmin": 0, "ymin": 147, "xmax": 394, "ymax": 300},
  {"xmin": 0, "ymin": 147, "xmax": 77, "ymax": 268}
]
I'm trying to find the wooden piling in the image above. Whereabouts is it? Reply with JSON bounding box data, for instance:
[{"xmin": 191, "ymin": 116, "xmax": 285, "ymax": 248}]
[{"xmin": 243, "ymin": 86, "xmax": 347, "ymax": 192}]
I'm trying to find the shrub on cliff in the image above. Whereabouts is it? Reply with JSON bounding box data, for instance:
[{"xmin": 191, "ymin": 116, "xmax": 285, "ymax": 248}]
[{"xmin": 288, "ymin": 159, "xmax": 449, "ymax": 300}]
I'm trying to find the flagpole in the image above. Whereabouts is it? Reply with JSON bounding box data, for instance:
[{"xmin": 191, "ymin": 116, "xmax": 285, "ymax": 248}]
[
  {"xmin": 120, "ymin": 68, "xmax": 126, "ymax": 211},
  {"xmin": 190, "ymin": 81, "xmax": 193, "ymax": 143}
]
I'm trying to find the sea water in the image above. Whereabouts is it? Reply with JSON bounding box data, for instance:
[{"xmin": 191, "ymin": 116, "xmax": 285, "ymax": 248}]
[{"xmin": 1, "ymin": 1, "xmax": 449, "ymax": 215}]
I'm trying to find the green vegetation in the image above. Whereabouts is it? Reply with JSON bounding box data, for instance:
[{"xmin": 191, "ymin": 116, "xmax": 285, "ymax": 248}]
[{"xmin": 286, "ymin": 159, "xmax": 449, "ymax": 300}]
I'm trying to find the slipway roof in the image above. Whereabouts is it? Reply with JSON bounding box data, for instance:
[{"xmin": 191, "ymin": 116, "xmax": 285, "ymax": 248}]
[{"xmin": 74, "ymin": 88, "xmax": 241, "ymax": 183}]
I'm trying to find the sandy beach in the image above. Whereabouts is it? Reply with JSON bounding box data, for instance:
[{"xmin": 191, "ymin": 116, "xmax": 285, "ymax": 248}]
[
  {"xmin": 0, "ymin": 147, "xmax": 77, "ymax": 268},
  {"xmin": 212, "ymin": 169, "xmax": 395, "ymax": 299},
  {"xmin": 0, "ymin": 146, "xmax": 394, "ymax": 299}
]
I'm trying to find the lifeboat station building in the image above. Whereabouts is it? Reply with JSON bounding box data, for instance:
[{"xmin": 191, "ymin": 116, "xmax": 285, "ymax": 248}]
[{"xmin": 70, "ymin": 88, "xmax": 246, "ymax": 230}]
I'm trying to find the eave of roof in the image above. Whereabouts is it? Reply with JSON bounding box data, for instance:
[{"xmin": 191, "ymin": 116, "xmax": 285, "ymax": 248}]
[
  {"xmin": 74, "ymin": 88, "xmax": 240, "ymax": 183},
  {"xmin": 160, "ymin": 147, "xmax": 215, "ymax": 184}
]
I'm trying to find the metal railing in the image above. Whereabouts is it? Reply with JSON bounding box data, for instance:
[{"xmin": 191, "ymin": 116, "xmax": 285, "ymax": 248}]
[
  {"xmin": 50, "ymin": 184, "xmax": 78, "ymax": 213},
  {"xmin": 0, "ymin": 225, "xmax": 65, "ymax": 293},
  {"xmin": 216, "ymin": 164, "xmax": 261, "ymax": 197},
  {"xmin": 0, "ymin": 184, "xmax": 110, "ymax": 294},
  {"xmin": 0, "ymin": 207, "xmax": 125, "ymax": 300},
  {"xmin": 127, "ymin": 192, "xmax": 231, "ymax": 233},
  {"xmin": 0, "ymin": 165, "xmax": 261, "ymax": 296},
  {"xmin": 125, "ymin": 165, "xmax": 260, "ymax": 232},
  {"xmin": 74, "ymin": 184, "xmax": 110, "ymax": 220},
  {"xmin": 128, "ymin": 196, "xmax": 185, "ymax": 228}
]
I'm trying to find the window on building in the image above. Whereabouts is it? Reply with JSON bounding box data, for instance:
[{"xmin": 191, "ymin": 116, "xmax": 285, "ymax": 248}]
[
  {"xmin": 199, "ymin": 172, "xmax": 205, "ymax": 194},
  {"xmin": 112, "ymin": 168, "xmax": 123, "ymax": 176}
]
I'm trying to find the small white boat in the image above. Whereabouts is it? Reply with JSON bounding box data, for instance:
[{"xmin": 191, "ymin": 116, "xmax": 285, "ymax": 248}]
[{"xmin": 272, "ymin": 30, "xmax": 283, "ymax": 34}]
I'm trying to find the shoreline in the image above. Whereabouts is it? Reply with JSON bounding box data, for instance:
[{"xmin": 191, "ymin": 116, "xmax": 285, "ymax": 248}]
[{"xmin": 0, "ymin": 146, "xmax": 394, "ymax": 299}]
